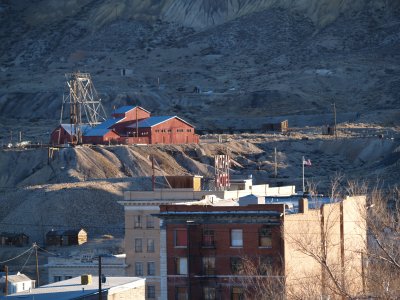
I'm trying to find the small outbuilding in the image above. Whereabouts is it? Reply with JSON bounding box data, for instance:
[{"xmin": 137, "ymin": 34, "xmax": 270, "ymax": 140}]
[
  {"xmin": 262, "ymin": 119, "xmax": 289, "ymax": 133},
  {"xmin": 0, "ymin": 272, "xmax": 35, "ymax": 295},
  {"xmin": 46, "ymin": 229, "xmax": 87, "ymax": 246},
  {"xmin": 0, "ymin": 233, "xmax": 29, "ymax": 247},
  {"xmin": 62, "ymin": 229, "xmax": 87, "ymax": 246}
]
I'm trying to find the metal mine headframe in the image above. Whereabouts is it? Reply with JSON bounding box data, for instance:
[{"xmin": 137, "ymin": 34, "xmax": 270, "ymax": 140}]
[{"xmin": 60, "ymin": 72, "xmax": 107, "ymax": 144}]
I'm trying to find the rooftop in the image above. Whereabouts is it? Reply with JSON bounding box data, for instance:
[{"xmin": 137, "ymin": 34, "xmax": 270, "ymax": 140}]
[
  {"xmin": 112, "ymin": 106, "xmax": 150, "ymax": 114},
  {"xmin": 5, "ymin": 276, "xmax": 145, "ymax": 300},
  {"xmin": 60, "ymin": 124, "xmax": 91, "ymax": 135},
  {"xmin": 0, "ymin": 272, "xmax": 33, "ymax": 284}
]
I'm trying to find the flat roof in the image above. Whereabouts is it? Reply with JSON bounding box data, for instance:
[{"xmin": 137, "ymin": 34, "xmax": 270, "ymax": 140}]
[{"xmin": 5, "ymin": 276, "xmax": 145, "ymax": 300}]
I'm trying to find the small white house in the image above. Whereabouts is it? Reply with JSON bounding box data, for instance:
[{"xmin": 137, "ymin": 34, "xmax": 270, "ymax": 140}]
[{"xmin": 0, "ymin": 272, "xmax": 35, "ymax": 295}]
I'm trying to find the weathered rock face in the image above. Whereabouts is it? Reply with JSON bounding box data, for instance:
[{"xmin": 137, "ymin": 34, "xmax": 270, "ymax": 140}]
[{"xmin": 21, "ymin": 0, "xmax": 398, "ymax": 29}]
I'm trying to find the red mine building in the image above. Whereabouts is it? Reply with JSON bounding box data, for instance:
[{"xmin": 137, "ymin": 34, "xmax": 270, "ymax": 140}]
[{"xmin": 50, "ymin": 106, "xmax": 199, "ymax": 145}]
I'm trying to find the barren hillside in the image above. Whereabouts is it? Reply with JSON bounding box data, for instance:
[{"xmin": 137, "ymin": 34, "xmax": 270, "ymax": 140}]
[
  {"xmin": 1, "ymin": 129, "xmax": 400, "ymax": 242},
  {"xmin": 0, "ymin": 0, "xmax": 399, "ymax": 140}
]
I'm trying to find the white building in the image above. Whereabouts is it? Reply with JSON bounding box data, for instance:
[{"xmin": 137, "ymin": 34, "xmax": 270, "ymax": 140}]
[
  {"xmin": 0, "ymin": 272, "xmax": 35, "ymax": 295},
  {"xmin": 5, "ymin": 276, "xmax": 145, "ymax": 300},
  {"xmin": 46, "ymin": 253, "xmax": 127, "ymax": 283}
]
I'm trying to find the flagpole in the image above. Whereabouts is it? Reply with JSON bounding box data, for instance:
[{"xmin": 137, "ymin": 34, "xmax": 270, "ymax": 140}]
[{"xmin": 302, "ymin": 156, "xmax": 305, "ymax": 193}]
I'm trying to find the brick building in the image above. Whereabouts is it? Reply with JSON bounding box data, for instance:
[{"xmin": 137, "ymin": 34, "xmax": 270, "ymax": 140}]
[
  {"xmin": 156, "ymin": 203, "xmax": 285, "ymax": 300},
  {"xmin": 118, "ymin": 177, "xmax": 296, "ymax": 300},
  {"xmin": 154, "ymin": 195, "xmax": 367, "ymax": 299}
]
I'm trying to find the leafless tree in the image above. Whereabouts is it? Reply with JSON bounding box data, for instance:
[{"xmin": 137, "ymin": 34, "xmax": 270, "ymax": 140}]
[{"xmin": 232, "ymin": 255, "xmax": 285, "ymax": 300}]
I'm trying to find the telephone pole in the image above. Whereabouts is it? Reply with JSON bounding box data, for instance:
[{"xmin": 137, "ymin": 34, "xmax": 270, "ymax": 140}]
[
  {"xmin": 274, "ymin": 147, "xmax": 277, "ymax": 178},
  {"xmin": 332, "ymin": 102, "xmax": 337, "ymax": 139},
  {"xmin": 34, "ymin": 243, "xmax": 40, "ymax": 286},
  {"xmin": 4, "ymin": 265, "xmax": 8, "ymax": 296}
]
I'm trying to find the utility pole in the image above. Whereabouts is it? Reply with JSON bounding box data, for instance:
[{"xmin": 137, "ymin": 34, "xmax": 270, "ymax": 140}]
[
  {"xmin": 274, "ymin": 147, "xmax": 277, "ymax": 178},
  {"xmin": 302, "ymin": 156, "xmax": 305, "ymax": 193},
  {"xmin": 34, "ymin": 243, "xmax": 40, "ymax": 286},
  {"xmin": 98, "ymin": 255, "xmax": 102, "ymax": 300},
  {"xmin": 332, "ymin": 102, "xmax": 337, "ymax": 139},
  {"xmin": 5, "ymin": 265, "xmax": 8, "ymax": 296},
  {"xmin": 152, "ymin": 156, "xmax": 155, "ymax": 191}
]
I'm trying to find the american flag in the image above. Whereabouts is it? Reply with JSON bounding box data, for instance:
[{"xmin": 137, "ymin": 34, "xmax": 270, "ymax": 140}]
[{"xmin": 303, "ymin": 158, "xmax": 312, "ymax": 166}]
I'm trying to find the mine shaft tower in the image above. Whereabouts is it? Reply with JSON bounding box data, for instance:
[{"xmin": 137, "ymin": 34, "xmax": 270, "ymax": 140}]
[{"xmin": 60, "ymin": 72, "xmax": 107, "ymax": 144}]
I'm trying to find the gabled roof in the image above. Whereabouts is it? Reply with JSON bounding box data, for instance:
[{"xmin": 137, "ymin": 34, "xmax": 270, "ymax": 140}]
[
  {"xmin": 60, "ymin": 124, "xmax": 91, "ymax": 135},
  {"xmin": 112, "ymin": 105, "xmax": 151, "ymax": 114},
  {"xmin": 128, "ymin": 116, "xmax": 195, "ymax": 128},
  {"xmin": 85, "ymin": 128, "xmax": 119, "ymax": 137},
  {"xmin": 1, "ymin": 272, "xmax": 33, "ymax": 283},
  {"xmin": 94, "ymin": 117, "xmax": 124, "ymax": 129}
]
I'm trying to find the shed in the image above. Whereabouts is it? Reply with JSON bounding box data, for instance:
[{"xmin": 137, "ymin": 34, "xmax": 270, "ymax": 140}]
[
  {"xmin": 46, "ymin": 230, "xmax": 64, "ymax": 246},
  {"xmin": 262, "ymin": 119, "xmax": 289, "ymax": 132},
  {"xmin": 62, "ymin": 229, "xmax": 87, "ymax": 246},
  {"xmin": 0, "ymin": 233, "xmax": 29, "ymax": 247},
  {"xmin": 0, "ymin": 272, "xmax": 35, "ymax": 295}
]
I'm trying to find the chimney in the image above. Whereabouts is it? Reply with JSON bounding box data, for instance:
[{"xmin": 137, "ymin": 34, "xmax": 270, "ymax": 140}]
[{"xmin": 299, "ymin": 198, "xmax": 308, "ymax": 214}]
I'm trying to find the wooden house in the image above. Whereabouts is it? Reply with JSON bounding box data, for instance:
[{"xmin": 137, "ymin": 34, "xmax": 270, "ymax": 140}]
[
  {"xmin": 0, "ymin": 233, "xmax": 29, "ymax": 247},
  {"xmin": 62, "ymin": 229, "xmax": 87, "ymax": 246}
]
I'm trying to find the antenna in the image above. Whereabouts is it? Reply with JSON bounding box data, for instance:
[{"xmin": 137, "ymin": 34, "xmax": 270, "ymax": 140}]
[{"xmin": 60, "ymin": 72, "xmax": 107, "ymax": 144}]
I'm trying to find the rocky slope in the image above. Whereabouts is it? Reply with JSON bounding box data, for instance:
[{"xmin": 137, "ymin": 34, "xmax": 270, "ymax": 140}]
[
  {"xmin": 0, "ymin": 0, "xmax": 400, "ymax": 141},
  {"xmin": 1, "ymin": 131, "xmax": 399, "ymax": 242}
]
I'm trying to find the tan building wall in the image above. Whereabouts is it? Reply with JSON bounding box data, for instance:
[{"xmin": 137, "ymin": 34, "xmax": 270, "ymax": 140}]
[
  {"xmin": 125, "ymin": 206, "xmax": 161, "ymax": 299},
  {"xmin": 284, "ymin": 196, "xmax": 367, "ymax": 299},
  {"xmin": 107, "ymin": 283, "xmax": 146, "ymax": 300}
]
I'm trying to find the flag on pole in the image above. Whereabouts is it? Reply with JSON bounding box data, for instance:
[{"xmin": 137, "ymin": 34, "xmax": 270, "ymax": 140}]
[{"xmin": 303, "ymin": 158, "xmax": 312, "ymax": 166}]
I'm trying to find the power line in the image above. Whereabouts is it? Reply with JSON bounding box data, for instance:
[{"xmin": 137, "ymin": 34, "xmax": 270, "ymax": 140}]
[{"xmin": 0, "ymin": 246, "xmax": 33, "ymax": 264}]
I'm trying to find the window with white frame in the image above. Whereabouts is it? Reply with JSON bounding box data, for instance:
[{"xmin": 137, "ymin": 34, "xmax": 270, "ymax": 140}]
[
  {"xmin": 175, "ymin": 257, "xmax": 188, "ymax": 275},
  {"xmin": 135, "ymin": 262, "xmax": 143, "ymax": 276},
  {"xmin": 147, "ymin": 261, "xmax": 156, "ymax": 276},
  {"xmin": 135, "ymin": 238, "xmax": 143, "ymax": 252},
  {"xmin": 147, "ymin": 238, "xmax": 155, "ymax": 252},
  {"xmin": 134, "ymin": 215, "xmax": 142, "ymax": 228},
  {"xmin": 231, "ymin": 229, "xmax": 243, "ymax": 247}
]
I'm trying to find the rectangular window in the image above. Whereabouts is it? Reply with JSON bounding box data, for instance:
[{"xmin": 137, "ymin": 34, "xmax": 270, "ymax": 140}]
[
  {"xmin": 202, "ymin": 229, "xmax": 215, "ymax": 247},
  {"xmin": 54, "ymin": 276, "xmax": 62, "ymax": 282},
  {"xmin": 174, "ymin": 228, "xmax": 187, "ymax": 247},
  {"xmin": 175, "ymin": 257, "xmax": 188, "ymax": 275},
  {"xmin": 135, "ymin": 238, "xmax": 143, "ymax": 252},
  {"xmin": 147, "ymin": 285, "xmax": 156, "ymax": 299},
  {"xmin": 231, "ymin": 229, "xmax": 243, "ymax": 247},
  {"xmin": 259, "ymin": 226, "xmax": 272, "ymax": 248},
  {"xmin": 147, "ymin": 238, "xmax": 155, "ymax": 252},
  {"xmin": 135, "ymin": 262, "xmax": 143, "ymax": 276},
  {"xmin": 203, "ymin": 287, "xmax": 216, "ymax": 300},
  {"xmin": 231, "ymin": 287, "xmax": 244, "ymax": 300},
  {"xmin": 176, "ymin": 287, "xmax": 188, "ymax": 300},
  {"xmin": 134, "ymin": 215, "xmax": 142, "ymax": 228},
  {"xmin": 147, "ymin": 261, "xmax": 156, "ymax": 276},
  {"xmin": 202, "ymin": 257, "xmax": 216, "ymax": 275},
  {"xmin": 230, "ymin": 257, "xmax": 243, "ymax": 274},
  {"xmin": 146, "ymin": 215, "xmax": 155, "ymax": 228}
]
